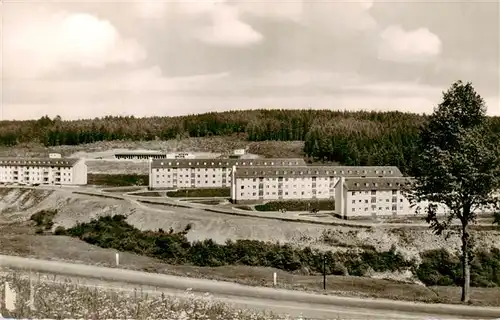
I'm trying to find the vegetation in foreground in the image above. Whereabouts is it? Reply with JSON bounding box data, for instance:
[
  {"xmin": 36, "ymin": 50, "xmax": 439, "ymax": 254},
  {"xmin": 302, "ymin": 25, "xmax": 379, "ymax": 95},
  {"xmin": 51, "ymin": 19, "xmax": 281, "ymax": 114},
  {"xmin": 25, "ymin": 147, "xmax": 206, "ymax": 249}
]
[
  {"xmin": 87, "ymin": 174, "xmax": 148, "ymax": 186},
  {"xmin": 0, "ymin": 273, "xmax": 304, "ymax": 320},
  {"xmin": 49, "ymin": 214, "xmax": 500, "ymax": 288},
  {"xmin": 255, "ymin": 200, "xmax": 335, "ymax": 212},
  {"xmin": 166, "ymin": 188, "xmax": 230, "ymax": 198}
]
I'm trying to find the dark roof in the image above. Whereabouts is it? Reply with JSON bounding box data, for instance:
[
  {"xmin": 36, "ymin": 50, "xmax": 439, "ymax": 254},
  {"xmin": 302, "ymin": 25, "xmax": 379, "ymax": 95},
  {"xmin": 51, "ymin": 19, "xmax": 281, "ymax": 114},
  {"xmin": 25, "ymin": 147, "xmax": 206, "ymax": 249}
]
[
  {"xmin": 234, "ymin": 165, "xmax": 403, "ymax": 178},
  {"xmin": 0, "ymin": 157, "xmax": 81, "ymax": 168},
  {"xmin": 343, "ymin": 177, "xmax": 413, "ymax": 191},
  {"xmin": 151, "ymin": 158, "xmax": 306, "ymax": 169}
]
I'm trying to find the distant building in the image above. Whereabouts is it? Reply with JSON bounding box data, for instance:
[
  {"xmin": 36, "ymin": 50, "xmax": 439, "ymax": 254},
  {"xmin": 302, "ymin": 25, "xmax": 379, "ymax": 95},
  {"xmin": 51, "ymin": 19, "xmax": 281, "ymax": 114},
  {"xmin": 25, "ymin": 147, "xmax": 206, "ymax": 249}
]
[
  {"xmin": 49, "ymin": 153, "xmax": 62, "ymax": 159},
  {"xmin": 166, "ymin": 152, "xmax": 195, "ymax": 159},
  {"xmin": 334, "ymin": 176, "xmax": 448, "ymax": 219},
  {"xmin": 230, "ymin": 165, "xmax": 403, "ymax": 203},
  {"xmin": 0, "ymin": 157, "xmax": 87, "ymax": 185},
  {"xmin": 115, "ymin": 151, "xmax": 167, "ymax": 160},
  {"xmin": 233, "ymin": 149, "xmax": 246, "ymax": 156},
  {"xmin": 149, "ymin": 158, "xmax": 306, "ymax": 189}
]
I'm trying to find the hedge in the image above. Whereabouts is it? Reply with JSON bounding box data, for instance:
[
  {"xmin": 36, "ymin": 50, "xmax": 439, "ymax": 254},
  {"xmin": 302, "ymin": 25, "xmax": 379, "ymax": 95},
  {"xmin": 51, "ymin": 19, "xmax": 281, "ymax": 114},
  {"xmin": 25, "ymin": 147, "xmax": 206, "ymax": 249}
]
[
  {"xmin": 87, "ymin": 174, "xmax": 148, "ymax": 186},
  {"xmin": 49, "ymin": 214, "xmax": 500, "ymax": 287},
  {"xmin": 255, "ymin": 200, "xmax": 335, "ymax": 212},
  {"xmin": 166, "ymin": 188, "xmax": 230, "ymax": 198}
]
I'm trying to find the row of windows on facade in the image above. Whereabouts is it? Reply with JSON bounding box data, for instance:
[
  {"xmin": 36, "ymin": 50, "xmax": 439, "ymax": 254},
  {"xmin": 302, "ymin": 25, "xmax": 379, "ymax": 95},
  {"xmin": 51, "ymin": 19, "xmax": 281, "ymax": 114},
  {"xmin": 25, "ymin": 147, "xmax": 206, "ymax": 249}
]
[
  {"xmin": 352, "ymin": 197, "xmax": 404, "ymax": 204},
  {"xmin": 155, "ymin": 161, "xmax": 300, "ymax": 166},
  {"xmin": 154, "ymin": 168, "xmax": 228, "ymax": 172},
  {"xmin": 240, "ymin": 177, "xmax": 332, "ymax": 182},
  {"xmin": 352, "ymin": 205, "xmax": 403, "ymax": 212},
  {"xmin": 238, "ymin": 169, "xmax": 396, "ymax": 176},
  {"xmin": 240, "ymin": 190, "xmax": 333, "ymax": 196},
  {"xmin": 1, "ymin": 166, "xmax": 69, "ymax": 170},
  {"xmin": 1, "ymin": 171, "xmax": 71, "ymax": 176},
  {"xmin": 240, "ymin": 184, "xmax": 334, "ymax": 189},
  {"xmin": 155, "ymin": 180, "xmax": 225, "ymax": 185},
  {"xmin": 351, "ymin": 190, "xmax": 399, "ymax": 195},
  {"xmin": 156, "ymin": 174, "xmax": 229, "ymax": 179}
]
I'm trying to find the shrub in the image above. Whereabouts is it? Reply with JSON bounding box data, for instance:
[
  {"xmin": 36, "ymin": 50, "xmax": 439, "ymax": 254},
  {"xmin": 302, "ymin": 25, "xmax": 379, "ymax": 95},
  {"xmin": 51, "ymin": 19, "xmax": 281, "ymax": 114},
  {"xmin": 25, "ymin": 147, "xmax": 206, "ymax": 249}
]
[
  {"xmin": 30, "ymin": 210, "xmax": 57, "ymax": 230},
  {"xmin": 255, "ymin": 200, "xmax": 335, "ymax": 212},
  {"xmin": 166, "ymin": 188, "xmax": 230, "ymax": 198},
  {"xmin": 87, "ymin": 174, "xmax": 148, "ymax": 186},
  {"xmin": 61, "ymin": 215, "xmax": 412, "ymax": 277}
]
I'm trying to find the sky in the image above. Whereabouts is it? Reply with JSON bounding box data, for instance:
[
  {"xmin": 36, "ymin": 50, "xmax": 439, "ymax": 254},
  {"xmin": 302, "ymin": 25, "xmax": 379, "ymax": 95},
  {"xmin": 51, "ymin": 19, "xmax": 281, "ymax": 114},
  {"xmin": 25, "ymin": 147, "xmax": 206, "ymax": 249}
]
[{"xmin": 1, "ymin": 0, "xmax": 499, "ymax": 120}]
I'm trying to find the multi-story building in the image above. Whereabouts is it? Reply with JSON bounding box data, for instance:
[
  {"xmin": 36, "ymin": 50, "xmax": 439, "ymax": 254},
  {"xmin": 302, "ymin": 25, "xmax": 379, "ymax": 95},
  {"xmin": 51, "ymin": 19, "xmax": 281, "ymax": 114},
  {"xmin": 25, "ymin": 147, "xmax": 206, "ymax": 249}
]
[
  {"xmin": 0, "ymin": 157, "xmax": 87, "ymax": 186},
  {"xmin": 149, "ymin": 158, "xmax": 306, "ymax": 189},
  {"xmin": 231, "ymin": 165, "xmax": 403, "ymax": 203},
  {"xmin": 334, "ymin": 176, "xmax": 450, "ymax": 219}
]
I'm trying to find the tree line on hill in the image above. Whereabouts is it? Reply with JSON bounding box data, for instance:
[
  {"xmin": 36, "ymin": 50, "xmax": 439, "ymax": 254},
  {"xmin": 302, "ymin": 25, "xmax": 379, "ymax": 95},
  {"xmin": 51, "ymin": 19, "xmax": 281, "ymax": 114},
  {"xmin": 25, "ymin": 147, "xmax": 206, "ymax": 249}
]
[{"xmin": 3, "ymin": 110, "xmax": 500, "ymax": 174}]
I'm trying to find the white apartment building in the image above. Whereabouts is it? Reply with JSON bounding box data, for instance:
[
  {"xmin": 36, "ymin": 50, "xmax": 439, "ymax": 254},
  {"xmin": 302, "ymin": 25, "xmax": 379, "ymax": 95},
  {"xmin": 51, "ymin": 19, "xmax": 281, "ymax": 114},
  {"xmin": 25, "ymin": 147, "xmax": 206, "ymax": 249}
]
[
  {"xmin": 149, "ymin": 158, "xmax": 306, "ymax": 189},
  {"xmin": 0, "ymin": 157, "xmax": 87, "ymax": 186},
  {"xmin": 231, "ymin": 165, "xmax": 403, "ymax": 203},
  {"xmin": 334, "ymin": 177, "xmax": 449, "ymax": 219}
]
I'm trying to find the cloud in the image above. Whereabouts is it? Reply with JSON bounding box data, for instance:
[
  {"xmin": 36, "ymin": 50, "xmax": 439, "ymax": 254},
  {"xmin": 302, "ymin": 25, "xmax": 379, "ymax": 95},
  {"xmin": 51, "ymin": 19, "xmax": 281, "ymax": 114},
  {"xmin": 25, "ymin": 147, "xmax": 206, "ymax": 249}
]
[
  {"xmin": 377, "ymin": 25, "xmax": 442, "ymax": 63},
  {"xmin": 3, "ymin": 5, "xmax": 146, "ymax": 79},
  {"xmin": 194, "ymin": 5, "xmax": 263, "ymax": 47},
  {"xmin": 134, "ymin": 0, "xmax": 263, "ymax": 47}
]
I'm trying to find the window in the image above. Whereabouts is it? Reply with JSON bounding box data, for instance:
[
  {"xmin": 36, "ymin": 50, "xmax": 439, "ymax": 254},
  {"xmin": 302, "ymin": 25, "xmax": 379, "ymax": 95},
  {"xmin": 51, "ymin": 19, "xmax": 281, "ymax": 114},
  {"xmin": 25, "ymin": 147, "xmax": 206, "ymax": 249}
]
[
  {"xmin": 352, "ymin": 208, "xmax": 355, "ymax": 212},
  {"xmin": 371, "ymin": 197, "xmax": 376, "ymax": 203},
  {"xmin": 392, "ymin": 197, "xmax": 397, "ymax": 203},
  {"xmin": 351, "ymin": 191, "xmax": 356, "ymax": 195},
  {"xmin": 365, "ymin": 200, "xmax": 368, "ymax": 204},
  {"xmin": 352, "ymin": 200, "xmax": 356, "ymax": 204},
  {"xmin": 392, "ymin": 204, "xmax": 397, "ymax": 211},
  {"xmin": 371, "ymin": 190, "xmax": 376, "ymax": 195},
  {"xmin": 241, "ymin": 186, "xmax": 244, "ymax": 189},
  {"xmin": 392, "ymin": 190, "xmax": 397, "ymax": 195}
]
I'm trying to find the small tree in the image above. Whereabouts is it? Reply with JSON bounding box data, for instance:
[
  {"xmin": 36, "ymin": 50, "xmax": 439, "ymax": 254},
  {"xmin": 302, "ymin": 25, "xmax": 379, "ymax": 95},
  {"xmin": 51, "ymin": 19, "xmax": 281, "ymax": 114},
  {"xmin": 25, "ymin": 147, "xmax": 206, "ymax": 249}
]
[{"xmin": 406, "ymin": 80, "xmax": 500, "ymax": 303}]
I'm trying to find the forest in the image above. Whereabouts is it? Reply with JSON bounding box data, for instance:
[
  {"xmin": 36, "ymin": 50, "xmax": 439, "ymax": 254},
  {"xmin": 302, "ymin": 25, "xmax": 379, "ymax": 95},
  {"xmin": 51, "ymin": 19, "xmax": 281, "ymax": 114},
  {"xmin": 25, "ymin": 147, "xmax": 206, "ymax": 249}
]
[{"xmin": 2, "ymin": 109, "xmax": 500, "ymax": 174}]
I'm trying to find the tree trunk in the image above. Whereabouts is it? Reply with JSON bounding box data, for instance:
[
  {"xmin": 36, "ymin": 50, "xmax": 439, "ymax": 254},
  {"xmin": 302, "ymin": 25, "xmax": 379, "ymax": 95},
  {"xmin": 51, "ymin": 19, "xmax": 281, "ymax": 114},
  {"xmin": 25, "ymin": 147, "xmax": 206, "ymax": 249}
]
[{"xmin": 461, "ymin": 225, "xmax": 471, "ymax": 303}]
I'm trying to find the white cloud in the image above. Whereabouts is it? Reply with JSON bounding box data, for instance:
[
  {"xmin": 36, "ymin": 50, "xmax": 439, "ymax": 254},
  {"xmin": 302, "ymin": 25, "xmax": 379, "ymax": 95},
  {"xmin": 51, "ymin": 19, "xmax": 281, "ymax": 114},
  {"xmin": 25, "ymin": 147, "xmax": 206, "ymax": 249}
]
[
  {"xmin": 377, "ymin": 25, "xmax": 442, "ymax": 63},
  {"xmin": 194, "ymin": 5, "xmax": 263, "ymax": 47},
  {"xmin": 3, "ymin": 5, "xmax": 146, "ymax": 79},
  {"xmin": 134, "ymin": 0, "xmax": 263, "ymax": 47}
]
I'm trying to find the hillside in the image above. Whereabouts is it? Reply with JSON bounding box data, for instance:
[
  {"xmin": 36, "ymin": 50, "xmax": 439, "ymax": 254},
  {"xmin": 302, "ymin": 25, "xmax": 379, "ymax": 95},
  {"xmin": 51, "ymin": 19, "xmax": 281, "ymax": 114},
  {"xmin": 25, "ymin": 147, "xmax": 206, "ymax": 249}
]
[
  {"xmin": 1, "ymin": 188, "xmax": 500, "ymax": 263},
  {"xmin": 6, "ymin": 110, "xmax": 500, "ymax": 173}
]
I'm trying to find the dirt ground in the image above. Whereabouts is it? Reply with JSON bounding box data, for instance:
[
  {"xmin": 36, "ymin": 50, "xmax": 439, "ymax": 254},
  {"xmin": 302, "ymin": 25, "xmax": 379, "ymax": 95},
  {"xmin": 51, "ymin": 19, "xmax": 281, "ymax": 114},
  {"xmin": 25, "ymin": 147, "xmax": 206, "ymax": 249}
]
[{"xmin": 2, "ymin": 187, "xmax": 500, "ymax": 265}]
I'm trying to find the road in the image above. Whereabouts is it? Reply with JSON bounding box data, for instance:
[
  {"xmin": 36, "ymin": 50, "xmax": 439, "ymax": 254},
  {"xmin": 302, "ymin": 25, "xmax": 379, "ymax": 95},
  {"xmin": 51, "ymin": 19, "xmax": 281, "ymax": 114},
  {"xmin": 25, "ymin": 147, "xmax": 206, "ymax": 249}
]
[{"xmin": 1, "ymin": 254, "xmax": 500, "ymax": 319}]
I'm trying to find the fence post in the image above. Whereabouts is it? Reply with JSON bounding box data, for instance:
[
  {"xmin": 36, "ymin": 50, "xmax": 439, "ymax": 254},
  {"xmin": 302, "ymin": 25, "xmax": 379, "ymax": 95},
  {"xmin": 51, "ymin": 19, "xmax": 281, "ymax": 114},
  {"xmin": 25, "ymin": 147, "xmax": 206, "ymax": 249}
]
[
  {"xmin": 273, "ymin": 272, "xmax": 277, "ymax": 286},
  {"xmin": 116, "ymin": 253, "xmax": 120, "ymax": 266}
]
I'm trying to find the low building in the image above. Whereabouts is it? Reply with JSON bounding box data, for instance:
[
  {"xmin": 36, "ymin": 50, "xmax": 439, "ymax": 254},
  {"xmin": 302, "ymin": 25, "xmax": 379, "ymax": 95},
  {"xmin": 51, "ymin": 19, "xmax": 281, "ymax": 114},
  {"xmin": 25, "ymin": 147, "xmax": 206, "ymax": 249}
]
[
  {"xmin": 334, "ymin": 176, "xmax": 449, "ymax": 219},
  {"xmin": 115, "ymin": 151, "xmax": 167, "ymax": 160},
  {"xmin": 166, "ymin": 152, "xmax": 195, "ymax": 159},
  {"xmin": 49, "ymin": 153, "xmax": 62, "ymax": 159},
  {"xmin": 231, "ymin": 165, "xmax": 403, "ymax": 203},
  {"xmin": 149, "ymin": 158, "xmax": 306, "ymax": 189},
  {"xmin": 0, "ymin": 157, "xmax": 87, "ymax": 186}
]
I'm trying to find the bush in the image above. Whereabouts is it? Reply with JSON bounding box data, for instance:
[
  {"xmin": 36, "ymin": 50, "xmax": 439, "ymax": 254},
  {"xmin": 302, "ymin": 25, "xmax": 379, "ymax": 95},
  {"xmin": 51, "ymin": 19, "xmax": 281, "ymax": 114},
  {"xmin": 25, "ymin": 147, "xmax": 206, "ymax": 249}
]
[
  {"xmin": 61, "ymin": 215, "xmax": 412, "ymax": 277},
  {"xmin": 167, "ymin": 188, "xmax": 230, "ymax": 198},
  {"xmin": 30, "ymin": 210, "xmax": 57, "ymax": 230},
  {"xmin": 87, "ymin": 174, "xmax": 148, "ymax": 186},
  {"xmin": 255, "ymin": 200, "xmax": 335, "ymax": 212}
]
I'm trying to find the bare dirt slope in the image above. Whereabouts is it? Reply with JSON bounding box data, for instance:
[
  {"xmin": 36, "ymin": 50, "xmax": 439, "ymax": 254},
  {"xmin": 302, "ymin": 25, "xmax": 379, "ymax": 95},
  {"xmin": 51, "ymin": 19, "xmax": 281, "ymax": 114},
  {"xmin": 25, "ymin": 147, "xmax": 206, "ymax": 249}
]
[{"xmin": 1, "ymin": 188, "xmax": 500, "ymax": 264}]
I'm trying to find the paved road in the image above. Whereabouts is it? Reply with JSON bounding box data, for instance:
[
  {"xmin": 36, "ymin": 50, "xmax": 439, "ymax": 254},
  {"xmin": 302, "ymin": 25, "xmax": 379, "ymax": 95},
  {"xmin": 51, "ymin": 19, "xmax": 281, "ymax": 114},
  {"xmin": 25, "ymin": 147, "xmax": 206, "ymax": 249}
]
[{"xmin": 1, "ymin": 255, "xmax": 499, "ymax": 319}]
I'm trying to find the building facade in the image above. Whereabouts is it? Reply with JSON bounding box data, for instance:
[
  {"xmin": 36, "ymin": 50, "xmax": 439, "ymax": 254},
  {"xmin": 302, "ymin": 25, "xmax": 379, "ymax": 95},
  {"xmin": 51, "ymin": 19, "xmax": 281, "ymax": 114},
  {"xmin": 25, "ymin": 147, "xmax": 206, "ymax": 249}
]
[
  {"xmin": 231, "ymin": 165, "xmax": 403, "ymax": 203},
  {"xmin": 0, "ymin": 158, "xmax": 87, "ymax": 186},
  {"xmin": 334, "ymin": 176, "xmax": 450, "ymax": 219},
  {"xmin": 115, "ymin": 151, "xmax": 167, "ymax": 160},
  {"xmin": 149, "ymin": 158, "xmax": 306, "ymax": 189}
]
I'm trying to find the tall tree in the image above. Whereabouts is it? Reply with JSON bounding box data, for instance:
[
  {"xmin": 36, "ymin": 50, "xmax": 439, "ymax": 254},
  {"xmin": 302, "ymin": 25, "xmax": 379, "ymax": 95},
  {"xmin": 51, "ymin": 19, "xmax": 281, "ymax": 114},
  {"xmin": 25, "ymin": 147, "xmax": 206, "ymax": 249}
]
[{"xmin": 407, "ymin": 81, "xmax": 500, "ymax": 303}]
